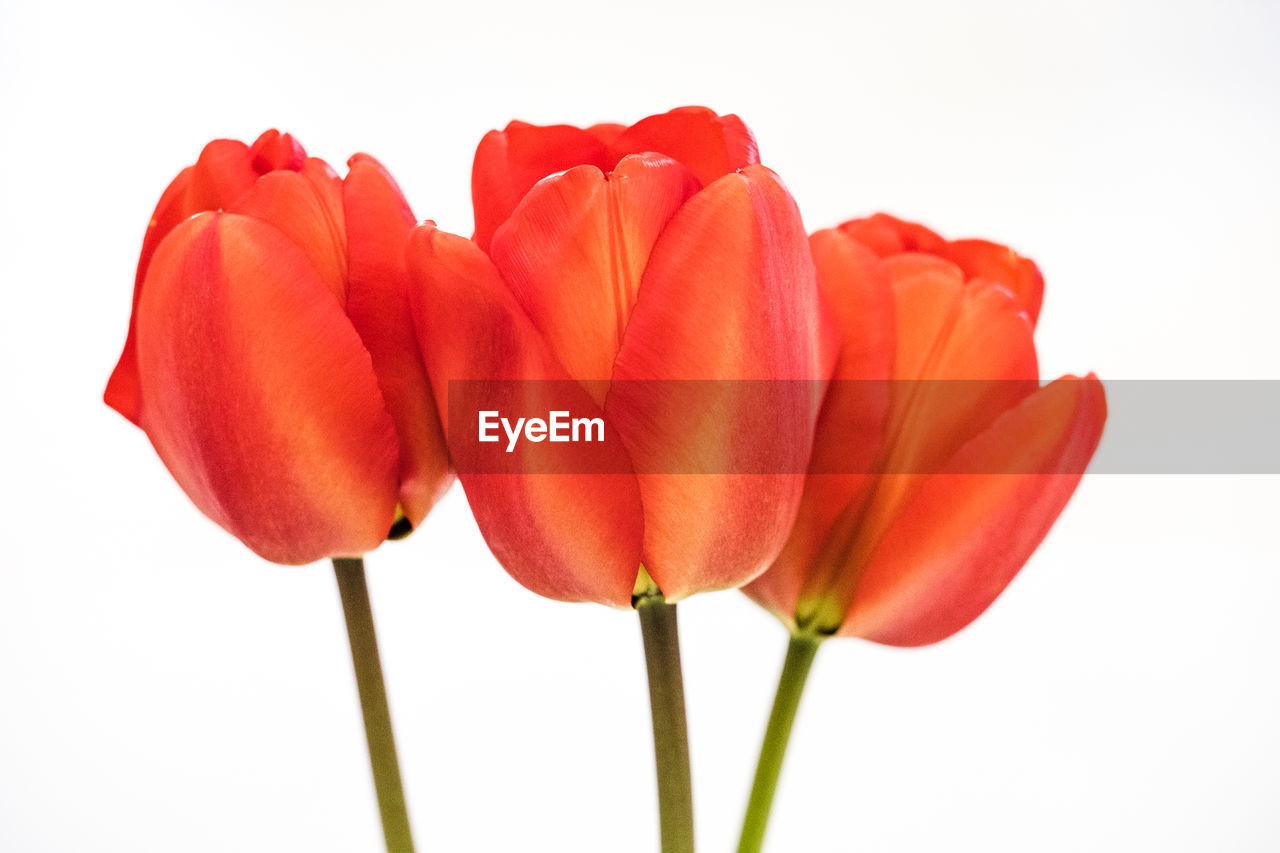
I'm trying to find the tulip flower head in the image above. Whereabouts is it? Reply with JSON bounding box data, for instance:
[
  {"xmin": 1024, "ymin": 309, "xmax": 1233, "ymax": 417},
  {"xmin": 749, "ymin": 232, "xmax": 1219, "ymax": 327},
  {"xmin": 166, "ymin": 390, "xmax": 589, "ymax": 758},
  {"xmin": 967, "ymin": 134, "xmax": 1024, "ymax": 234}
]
[
  {"xmin": 105, "ymin": 130, "xmax": 451, "ymax": 564},
  {"xmin": 408, "ymin": 107, "xmax": 830, "ymax": 606},
  {"xmin": 744, "ymin": 213, "xmax": 1106, "ymax": 646}
]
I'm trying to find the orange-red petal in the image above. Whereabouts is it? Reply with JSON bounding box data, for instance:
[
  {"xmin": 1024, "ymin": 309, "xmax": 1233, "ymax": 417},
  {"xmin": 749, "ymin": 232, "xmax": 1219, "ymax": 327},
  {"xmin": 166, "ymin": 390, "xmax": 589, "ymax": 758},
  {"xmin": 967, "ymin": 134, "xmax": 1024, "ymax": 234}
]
[
  {"xmin": 838, "ymin": 213, "xmax": 946, "ymax": 257},
  {"xmin": 133, "ymin": 213, "xmax": 400, "ymax": 564},
  {"xmin": 883, "ymin": 257, "xmax": 1039, "ymax": 476},
  {"xmin": 344, "ymin": 154, "xmax": 452, "ymax": 526},
  {"xmin": 405, "ymin": 225, "xmax": 643, "ymax": 606},
  {"xmin": 941, "ymin": 239, "xmax": 1044, "ymax": 325},
  {"xmin": 487, "ymin": 154, "xmax": 700, "ymax": 402},
  {"xmin": 743, "ymin": 229, "xmax": 896, "ymax": 622},
  {"xmin": 607, "ymin": 166, "xmax": 823, "ymax": 599},
  {"xmin": 586, "ymin": 122, "xmax": 627, "ymax": 148},
  {"xmin": 227, "ymin": 158, "xmax": 349, "ymax": 304},
  {"xmin": 471, "ymin": 121, "xmax": 614, "ymax": 252},
  {"xmin": 106, "ymin": 135, "xmax": 303, "ymax": 425},
  {"xmin": 840, "ymin": 375, "xmax": 1106, "ymax": 645},
  {"xmin": 105, "ymin": 164, "xmax": 197, "ymax": 425},
  {"xmin": 607, "ymin": 106, "xmax": 760, "ymax": 189},
  {"xmin": 791, "ymin": 257, "xmax": 1040, "ymax": 621},
  {"xmin": 184, "ymin": 138, "xmax": 262, "ymax": 212},
  {"xmin": 248, "ymin": 129, "xmax": 306, "ymax": 173},
  {"xmin": 839, "ymin": 214, "xmax": 1044, "ymax": 324}
]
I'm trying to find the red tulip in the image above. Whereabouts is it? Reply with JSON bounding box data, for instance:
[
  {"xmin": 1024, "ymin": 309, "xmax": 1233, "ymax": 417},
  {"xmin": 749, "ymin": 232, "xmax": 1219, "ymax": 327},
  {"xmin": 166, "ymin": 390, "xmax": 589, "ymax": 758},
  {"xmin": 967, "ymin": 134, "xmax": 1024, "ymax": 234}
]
[
  {"xmin": 407, "ymin": 107, "xmax": 828, "ymax": 606},
  {"xmin": 105, "ymin": 130, "xmax": 451, "ymax": 564},
  {"xmin": 744, "ymin": 213, "xmax": 1106, "ymax": 646}
]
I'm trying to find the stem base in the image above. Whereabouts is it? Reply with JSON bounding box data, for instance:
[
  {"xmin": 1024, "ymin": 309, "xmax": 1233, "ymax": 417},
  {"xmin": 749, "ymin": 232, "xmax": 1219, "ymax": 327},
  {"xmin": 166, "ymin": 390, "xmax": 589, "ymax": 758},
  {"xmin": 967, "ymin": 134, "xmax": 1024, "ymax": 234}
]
[{"xmin": 638, "ymin": 599, "xmax": 696, "ymax": 853}]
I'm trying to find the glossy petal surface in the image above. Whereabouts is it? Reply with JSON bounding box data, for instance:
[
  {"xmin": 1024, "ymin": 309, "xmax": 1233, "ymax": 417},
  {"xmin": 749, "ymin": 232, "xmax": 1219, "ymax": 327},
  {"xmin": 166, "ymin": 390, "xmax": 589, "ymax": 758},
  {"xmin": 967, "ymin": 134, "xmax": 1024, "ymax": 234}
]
[
  {"xmin": 942, "ymin": 239, "xmax": 1044, "ymax": 324},
  {"xmin": 134, "ymin": 213, "xmax": 400, "ymax": 564},
  {"xmin": 883, "ymin": 257, "xmax": 1038, "ymax": 476},
  {"xmin": 344, "ymin": 154, "xmax": 452, "ymax": 525},
  {"xmin": 406, "ymin": 225, "xmax": 643, "ymax": 605},
  {"xmin": 105, "ymin": 139, "xmax": 266, "ymax": 424},
  {"xmin": 840, "ymin": 214, "xmax": 1044, "ymax": 324},
  {"xmin": 607, "ymin": 166, "xmax": 823, "ymax": 598},
  {"xmin": 471, "ymin": 122, "xmax": 613, "ymax": 252},
  {"xmin": 796, "ymin": 261, "xmax": 1040, "ymax": 617},
  {"xmin": 607, "ymin": 106, "xmax": 760, "ymax": 188},
  {"xmin": 841, "ymin": 375, "xmax": 1106, "ymax": 645},
  {"xmin": 228, "ymin": 158, "xmax": 348, "ymax": 303},
  {"xmin": 744, "ymin": 229, "xmax": 894, "ymax": 622},
  {"xmin": 488, "ymin": 154, "xmax": 700, "ymax": 402},
  {"xmin": 838, "ymin": 213, "xmax": 945, "ymax": 257}
]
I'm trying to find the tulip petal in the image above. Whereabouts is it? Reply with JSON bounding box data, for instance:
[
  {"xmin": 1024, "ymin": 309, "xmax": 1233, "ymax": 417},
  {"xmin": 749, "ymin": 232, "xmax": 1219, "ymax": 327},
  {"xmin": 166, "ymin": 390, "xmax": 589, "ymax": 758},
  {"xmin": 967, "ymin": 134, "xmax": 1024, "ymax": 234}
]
[
  {"xmin": 941, "ymin": 238, "xmax": 1044, "ymax": 325},
  {"xmin": 811, "ymin": 229, "xmax": 897, "ymax": 384},
  {"xmin": 839, "ymin": 214, "xmax": 1044, "ymax": 325},
  {"xmin": 743, "ymin": 229, "xmax": 895, "ymax": 622},
  {"xmin": 884, "ymin": 255, "xmax": 1039, "ymax": 476},
  {"xmin": 106, "ymin": 139, "xmax": 269, "ymax": 425},
  {"xmin": 840, "ymin": 374, "xmax": 1106, "ymax": 645},
  {"xmin": 134, "ymin": 213, "xmax": 401, "ymax": 564},
  {"xmin": 471, "ymin": 121, "xmax": 614, "ymax": 253},
  {"xmin": 607, "ymin": 166, "xmax": 823, "ymax": 599},
  {"xmin": 248, "ymin": 129, "xmax": 307, "ymax": 173},
  {"xmin": 106, "ymin": 165, "xmax": 195, "ymax": 425},
  {"xmin": 794, "ymin": 259, "xmax": 1040, "ymax": 622},
  {"xmin": 344, "ymin": 154, "xmax": 453, "ymax": 527},
  {"xmin": 184, "ymin": 138, "xmax": 262, "ymax": 211},
  {"xmin": 487, "ymin": 154, "xmax": 700, "ymax": 403},
  {"xmin": 228, "ymin": 158, "xmax": 349, "ymax": 304},
  {"xmin": 586, "ymin": 122, "xmax": 627, "ymax": 147},
  {"xmin": 608, "ymin": 106, "xmax": 760, "ymax": 189},
  {"xmin": 804, "ymin": 229, "xmax": 894, "ymax": 487},
  {"xmin": 406, "ymin": 225, "xmax": 643, "ymax": 606},
  {"xmin": 838, "ymin": 213, "xmax": 946, "ymax": 257}
]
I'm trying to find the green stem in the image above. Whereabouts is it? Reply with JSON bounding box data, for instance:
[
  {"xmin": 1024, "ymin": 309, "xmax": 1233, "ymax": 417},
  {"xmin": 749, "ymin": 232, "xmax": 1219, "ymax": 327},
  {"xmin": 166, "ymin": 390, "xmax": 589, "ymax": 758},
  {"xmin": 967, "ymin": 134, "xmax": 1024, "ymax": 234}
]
[
  {"xmin": 737, "ymin": 632, "xmax": 822, "ymax": 853},
  {"xmin": 637, "ymin": 598, "xmax": 695, "ymax": 853},
  {"xmin": 333, "ymin": 557, "xmax": 416, "ymax": 853}
]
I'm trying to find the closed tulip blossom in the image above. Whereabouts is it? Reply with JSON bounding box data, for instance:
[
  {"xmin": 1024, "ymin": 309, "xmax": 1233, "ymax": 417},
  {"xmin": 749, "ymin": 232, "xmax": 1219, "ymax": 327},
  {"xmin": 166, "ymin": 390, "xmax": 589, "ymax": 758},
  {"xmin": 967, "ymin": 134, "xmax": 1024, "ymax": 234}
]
[
  {"xmin": 408, "ymin": 107, "xmax": 827, "ymax": 605},
  {"xmin": 737, "ymin": 213, "xmax": 1106, "ymax": 853},
  {"xmin": 105, "ymin": 130, "xmax": 450, "ymax": 564},
  {"xmin": 406, "ymin": 107, "xmax": 828, "ymax": 852},
  {"xmin": 104, "ymin": 130, "xmax": 447, "ymax": 852}
]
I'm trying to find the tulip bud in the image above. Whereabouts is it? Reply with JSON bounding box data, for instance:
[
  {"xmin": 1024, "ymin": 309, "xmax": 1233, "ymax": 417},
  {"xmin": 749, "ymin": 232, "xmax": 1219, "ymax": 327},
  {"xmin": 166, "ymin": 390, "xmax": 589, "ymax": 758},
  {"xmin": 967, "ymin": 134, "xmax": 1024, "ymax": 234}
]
[
  {"xmin": 408, "ymin": 107, "xmax": 830, "ymax": 606},
  {"xmin": 745, "ymin": 214, "xmax": 1106, "ymax": 645},
  {"xmin": 106, "ymin": 131, "xmax": 451, "ymax": 564}
]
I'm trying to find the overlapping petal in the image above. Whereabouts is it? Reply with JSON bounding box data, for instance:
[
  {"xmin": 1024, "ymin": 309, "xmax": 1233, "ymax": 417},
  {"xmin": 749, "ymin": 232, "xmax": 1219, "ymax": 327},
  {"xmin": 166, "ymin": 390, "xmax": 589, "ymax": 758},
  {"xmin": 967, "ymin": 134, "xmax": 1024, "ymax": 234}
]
[
  {"xmin": 941, "ymin": 239, "xmax": 1044, "ymax": 324},
  {"xmin": 606, "ymin": 105, "xmax": 759, "ymax": 189},
  {"xmin": 133, "ymin": 213, "xmax": 401, "ymax": 565},
  {"xmin": 882, "ymin": 256, "xmax": 1038, "ymax": 477},
  {"xmin": 839, "ymin": 213, "xmax": 1044, "ymax": 323},
  {"xmin": 488, "ymin": 154, "xmax": 700, "ymax": 402},
  {"xmin": 458, "ymin": 108, "xmax": 827, "ymax": 603},
  {"xmin": 344, "ymin": 154, "xmax": 452, "ymax": 527},
  {"xmin": 838, "ymin": 213, "xmax": 945, "ymax": 257},
  {"xmin": 793, "ymin": 256, "xmax": 1039, "ymax": 619},
  {"xmin": 406, "ymin": 225, "xmax": 644, "ymax": 605},
  {"xmin": 606, "ymin": 166, "xmax": 824, "ymax": 598},
  {"xmin": 471, "ymin": 106, "xmax": 760, "ymax": 254},
  {"xmin": 471, "ymin": 121, "xmax": 613, "ymax": 252},
  {"xmin": 743, "ymin": 228, "xmax": 894, "ymax": 622},
  {"xmin": 747, "ymin": 208, "xmax": 1102, "ymax": 643},
  {"xmin": 106, "ymin": 133, "xmax": 308, "ymax": 425},
  {"xmin": 840, "ymin": 375, "xmax": 1106, "ymax": 645},
  {"xmin": 227, "ymin": 158, "xmax": 349, "ymax": 304}
]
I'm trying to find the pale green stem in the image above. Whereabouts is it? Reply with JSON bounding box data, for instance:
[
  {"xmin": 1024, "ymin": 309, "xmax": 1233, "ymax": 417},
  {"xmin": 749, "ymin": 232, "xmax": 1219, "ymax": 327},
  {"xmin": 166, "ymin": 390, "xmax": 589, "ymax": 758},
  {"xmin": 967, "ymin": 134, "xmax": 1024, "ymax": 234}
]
[
  {"xmin": 333, "ymin": 557, "xmax": 415, "ymax": 853},
  {"xmin": 737, "ymin": 633, "xmax": 822, "ymax": 853}
]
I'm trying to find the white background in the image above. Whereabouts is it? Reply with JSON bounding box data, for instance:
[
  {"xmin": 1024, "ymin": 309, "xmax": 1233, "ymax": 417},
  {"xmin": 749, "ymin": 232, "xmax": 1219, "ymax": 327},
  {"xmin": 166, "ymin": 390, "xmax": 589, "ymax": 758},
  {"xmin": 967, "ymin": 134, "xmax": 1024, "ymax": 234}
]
[{"xmin": 2, "ymin": 0, "xmax": 1278, "ymax": 850}]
